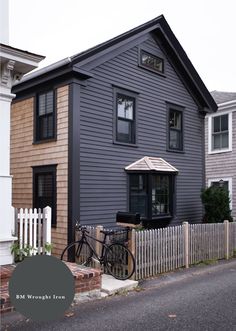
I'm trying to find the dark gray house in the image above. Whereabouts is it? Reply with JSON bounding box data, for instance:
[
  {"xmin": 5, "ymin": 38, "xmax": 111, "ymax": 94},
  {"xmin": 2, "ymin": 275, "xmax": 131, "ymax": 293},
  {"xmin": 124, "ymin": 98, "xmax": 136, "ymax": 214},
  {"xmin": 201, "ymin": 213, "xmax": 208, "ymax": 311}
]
[{"xmin": 11, "ymin": 15, "xmax": 217, "ymax": 256}]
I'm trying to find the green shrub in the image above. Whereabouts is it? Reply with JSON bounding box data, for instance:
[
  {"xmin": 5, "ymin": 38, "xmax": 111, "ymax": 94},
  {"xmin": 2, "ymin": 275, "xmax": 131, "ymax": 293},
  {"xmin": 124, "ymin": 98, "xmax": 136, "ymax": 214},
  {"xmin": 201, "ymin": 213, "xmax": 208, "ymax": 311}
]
[{"xmin": 201, "ymin": 186, "xmax": 232, "ymax": 223}]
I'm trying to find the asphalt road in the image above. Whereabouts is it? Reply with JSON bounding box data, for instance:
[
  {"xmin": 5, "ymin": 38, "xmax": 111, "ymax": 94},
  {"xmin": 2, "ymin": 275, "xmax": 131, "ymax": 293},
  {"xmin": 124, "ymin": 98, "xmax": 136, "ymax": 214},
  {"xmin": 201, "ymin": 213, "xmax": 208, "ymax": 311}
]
[{"xmin": 2, "ymin": 260, "xmax": 236, "ymax": 331}]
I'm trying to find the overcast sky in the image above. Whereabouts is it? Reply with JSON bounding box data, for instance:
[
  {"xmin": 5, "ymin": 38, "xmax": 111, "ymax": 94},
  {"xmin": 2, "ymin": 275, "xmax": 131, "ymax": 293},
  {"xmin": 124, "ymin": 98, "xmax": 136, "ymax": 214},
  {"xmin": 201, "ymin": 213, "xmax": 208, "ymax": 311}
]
[{"xmin": 9, "ymin": 0, "xmax": 236, "ymax": 92}]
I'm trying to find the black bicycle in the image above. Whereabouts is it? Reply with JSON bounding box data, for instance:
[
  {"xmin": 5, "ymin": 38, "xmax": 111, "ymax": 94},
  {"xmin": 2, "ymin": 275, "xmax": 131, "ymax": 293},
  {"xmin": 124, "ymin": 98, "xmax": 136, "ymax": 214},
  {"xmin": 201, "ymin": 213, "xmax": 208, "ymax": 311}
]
[{"xmin": 60, "ymin": 224, "xmax": 135, "ymax": 280}]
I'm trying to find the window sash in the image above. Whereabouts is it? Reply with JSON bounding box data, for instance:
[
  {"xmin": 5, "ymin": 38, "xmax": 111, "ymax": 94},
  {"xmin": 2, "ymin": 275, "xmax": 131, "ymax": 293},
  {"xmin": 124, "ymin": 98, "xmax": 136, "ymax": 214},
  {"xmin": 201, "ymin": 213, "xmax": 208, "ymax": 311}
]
[
  {"xmin": 33, "ymin": 166, "xmax": 56, "ymax": 226},
  {"xmin": 140, "ymin": 50, "xmax": 164, "ymax": 73},
  {"xmin": 152, "ymin": 175, "xmax": 170, "ymax": 216},
  {"xmin": 116, "ymin": 93, "xmax": 135, "ymax": 144},
  {"xmin": 169, "ymin": 109, "xmax": 183, "ymax": 150},
  {"xmin": 212, "ymin": 115, "xmax": 229, "ymax": 150},
  {"xmin": 129, "ymin": 173, "xmax": 173, "ymax": 219},
  {"xmin": 36, "ymin": 90, "xmax": 55, "ymax": 141}
]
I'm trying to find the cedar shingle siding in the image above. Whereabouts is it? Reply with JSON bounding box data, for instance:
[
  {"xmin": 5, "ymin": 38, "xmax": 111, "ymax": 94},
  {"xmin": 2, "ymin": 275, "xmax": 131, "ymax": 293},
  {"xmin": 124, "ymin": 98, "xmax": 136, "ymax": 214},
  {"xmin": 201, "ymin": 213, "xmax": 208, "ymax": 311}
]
[{"xmin": 10, "ymin": 86, "xmax": 69, "ymax": 257}]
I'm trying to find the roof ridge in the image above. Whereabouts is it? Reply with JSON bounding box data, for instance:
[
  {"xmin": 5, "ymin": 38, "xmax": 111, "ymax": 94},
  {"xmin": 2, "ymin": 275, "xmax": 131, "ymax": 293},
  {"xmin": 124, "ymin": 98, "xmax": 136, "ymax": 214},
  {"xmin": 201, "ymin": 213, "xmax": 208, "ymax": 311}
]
[{"xmin": 144, "ymin": 156, "xmax": 155, "ymax": 170}]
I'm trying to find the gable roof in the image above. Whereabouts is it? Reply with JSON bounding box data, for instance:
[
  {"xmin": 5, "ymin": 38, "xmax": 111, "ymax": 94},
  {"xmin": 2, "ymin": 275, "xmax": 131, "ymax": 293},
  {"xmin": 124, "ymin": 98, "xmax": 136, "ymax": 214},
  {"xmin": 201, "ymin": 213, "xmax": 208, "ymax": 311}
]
[
  {"xmin": 211, "ymin": 90, "xmax": 236, "ymax": 104},
  {"xmin": 12, "ymin": 15, "xmax": 217, "ymax": 112},
  {"xmin": 125, "ymin": 156, "xmax": 178, "ymax": 173}
]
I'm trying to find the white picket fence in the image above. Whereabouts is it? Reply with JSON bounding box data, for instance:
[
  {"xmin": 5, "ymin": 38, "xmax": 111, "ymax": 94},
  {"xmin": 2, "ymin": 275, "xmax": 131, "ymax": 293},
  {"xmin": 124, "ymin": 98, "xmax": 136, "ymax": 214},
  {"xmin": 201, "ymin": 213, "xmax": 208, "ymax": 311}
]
[
  {"xmin": 15, "ymin": 206, "xmax": 52, "ymax": 255},
  {"xmin": 134, "ymin": 221, "xmax": 236, "ymax": 280}
]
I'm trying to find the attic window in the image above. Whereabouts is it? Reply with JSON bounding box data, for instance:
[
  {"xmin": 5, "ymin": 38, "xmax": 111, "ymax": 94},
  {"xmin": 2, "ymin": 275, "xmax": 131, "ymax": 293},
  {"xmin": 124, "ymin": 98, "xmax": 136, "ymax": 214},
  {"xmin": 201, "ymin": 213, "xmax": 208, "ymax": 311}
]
[{"xmin": 140, "ymin": 50, "xmax": 164, "ymax": 74}]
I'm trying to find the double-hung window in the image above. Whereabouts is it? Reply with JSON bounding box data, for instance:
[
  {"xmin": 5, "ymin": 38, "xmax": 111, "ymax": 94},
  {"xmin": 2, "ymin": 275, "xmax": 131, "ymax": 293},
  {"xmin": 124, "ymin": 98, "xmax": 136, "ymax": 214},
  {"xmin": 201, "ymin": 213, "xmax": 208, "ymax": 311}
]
[
  {"xmin": 208, "ymin": 112, "xmax": 232, "ymax": 154},
  {"xmin": 35, "ymin": 90, "xmax": 55, "ymax": 142},
  {"xmin": 168, "ymin": 104, "xmax": 184, "ymax": 151},
  {"xmin": 33, "ymin": 165, "xmax": 57, "ymax": 226},
  {"xmin": 212, "ymin": 114, "xmax": 229, "ymax": 150},
  {"xmin": 114, "ymin": 89, "xmax": 136, "ymax": 145}
]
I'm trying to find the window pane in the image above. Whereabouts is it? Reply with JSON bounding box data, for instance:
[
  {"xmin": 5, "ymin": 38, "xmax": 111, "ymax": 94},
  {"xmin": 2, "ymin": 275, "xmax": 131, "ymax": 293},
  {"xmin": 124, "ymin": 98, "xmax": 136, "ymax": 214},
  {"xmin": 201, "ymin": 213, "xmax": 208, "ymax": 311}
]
[
  {"xmin": 38, "ymin": 114, "xmax": 54, "ymax": 140},
  {"xmin": 130, "ymin": 196, "xmax": 147, "ymax": 217},
  {"xmin": 211, "ymin": 181, "xmax": 229, "ymax": 191},
  {"xmin": 169, "ymin": 110, "xmax": 181, "ymax": 129},
  {"xmin": 117, "ymin": 95, "xmax": 133, "ymax": 119},
  {"xmin": 130, "ymin": 174, "xmax": 146, "ymax": 191},
  {"xmin": 38, "ymin": 94, "xmax": 46, "ymax": 116},
  {"xmin": 141, "ymin": 52, "xmax": 163, "ymax": 72},
  {"xmin": 221, "ymin": 114, "xmax": 228, "ymax": 131},
  {"xmin": 37, "ymin": 174, "xmax": 53, "ymax": 198},
  {"xmin": 117, "ymin": 119, "xmax": 133, "ymax": 143},
  {"xmin": 46, "ymin": 91, "xmax": 54, "ymax": 114},
  {"xmin": 222, "ymin": 132, "xmax": 229, "ymax": 148},
  {"xmin": 39, "ymin": 117, "xmax": 48, "ymax": 139},
  {"xmin": 213, "ymin": 116, "xmax": 220, "ymax": 133},
  {"xmin": 47, "ymin": 115, "xmax": 54, "ymax": 138},
  {"xmin": 152, "ymin": 175, "xmax": 170, "ymax": 216},
  {"xmin": 169, "ymin": 130, "xmax": 181, "ymax": 149},
  {"xmin": 213, "ymin": 134, "xmax": 220, "ymax": 149},
  {"xmin": 130, "ymin": 175, "xmax": 147, "ymax": 217}
]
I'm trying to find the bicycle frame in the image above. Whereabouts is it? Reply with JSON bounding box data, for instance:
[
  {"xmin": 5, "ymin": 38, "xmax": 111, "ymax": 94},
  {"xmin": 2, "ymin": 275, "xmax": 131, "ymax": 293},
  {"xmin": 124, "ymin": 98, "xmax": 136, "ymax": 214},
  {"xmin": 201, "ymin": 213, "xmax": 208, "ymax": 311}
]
[{"xmin": 75, "ymin": 231, "xmax": 110, "ymax": 264}]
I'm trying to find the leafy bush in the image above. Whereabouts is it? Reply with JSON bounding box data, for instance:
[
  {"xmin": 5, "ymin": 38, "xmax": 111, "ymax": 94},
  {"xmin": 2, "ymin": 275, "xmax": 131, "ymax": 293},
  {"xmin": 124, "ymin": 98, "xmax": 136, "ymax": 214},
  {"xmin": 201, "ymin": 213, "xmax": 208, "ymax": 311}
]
[
  {"xmin": 11, "ymin": 242, "xmax": 53, "ymax": 263},
  {"xmin": 201, "ymin": 186, "xmax": 232, "ymax": 223}
]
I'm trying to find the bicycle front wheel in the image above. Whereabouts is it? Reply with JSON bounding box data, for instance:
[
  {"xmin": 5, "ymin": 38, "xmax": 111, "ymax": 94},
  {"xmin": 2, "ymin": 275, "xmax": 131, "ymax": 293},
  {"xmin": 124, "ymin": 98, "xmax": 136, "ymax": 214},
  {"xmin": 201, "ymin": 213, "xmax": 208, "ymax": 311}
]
[
  {"xmin": 61, "ymin": 241, "xmax": 94, "ymax": 267},
  {"xmin": 105, "ymin": 243, "xmax": 135, "ymax": 280}
]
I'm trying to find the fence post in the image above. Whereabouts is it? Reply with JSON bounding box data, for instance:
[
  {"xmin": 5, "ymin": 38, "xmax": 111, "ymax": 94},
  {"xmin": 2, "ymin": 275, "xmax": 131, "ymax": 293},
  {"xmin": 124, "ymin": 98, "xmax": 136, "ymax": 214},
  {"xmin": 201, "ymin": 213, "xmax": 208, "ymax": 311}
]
[
  {"xmin": 128, "ymin": 229, "xmax": 136, "ymax": 279},
  {"xmin": 14, "ymin": 208, "xmax": 18, "ymax": 238},
  {"xmin": 43, "ymin": 207, "xmax": 52, "ymax": 255},
  {"xmin": 95, "ymin": 226, "xmax": 103, "ymax": 269},
  {"xmin": 224, "ymin": 220, "xmax": 229, "ymax": 260},
  {"xmin": 183, "ymin": 222, "xmax": 189, "ymax": 268}
]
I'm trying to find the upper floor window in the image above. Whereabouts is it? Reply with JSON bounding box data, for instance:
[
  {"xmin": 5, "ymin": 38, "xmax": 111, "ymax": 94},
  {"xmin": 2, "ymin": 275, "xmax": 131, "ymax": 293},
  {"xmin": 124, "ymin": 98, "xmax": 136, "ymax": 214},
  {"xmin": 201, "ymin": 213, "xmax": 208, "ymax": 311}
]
[
  {"xmin": 140, "ymin": 50, "xmax": 164, "ymax": 74},
  {"xmin": 168, "ymin": 105, "xmax": 184, "ymax": 151},
  {"xmin": 114, "ymin": 89, "xmax": 136, "ymax": 145},
  {"xmin": 212, "ymin": 114, "xmax": 228, "ymax": 150},
  {"xmin": 208, "ymin": 112, "xmax": 232, "ymax": 154},
  {"xmin": 35, "ymin": 90, "xmax": 55, "ymax": 142}
]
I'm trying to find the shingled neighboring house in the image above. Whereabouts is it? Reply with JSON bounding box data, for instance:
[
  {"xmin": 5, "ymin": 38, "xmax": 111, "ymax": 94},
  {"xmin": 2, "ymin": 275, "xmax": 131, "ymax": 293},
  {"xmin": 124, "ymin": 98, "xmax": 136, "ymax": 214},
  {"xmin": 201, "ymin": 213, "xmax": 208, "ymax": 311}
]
[
  {"xmin": 205, "ymin": 91, "xmax": 236, "ymax": 220},
  {"xmin": 11, "ymin": 15, "xmax": 217, "ymax": 257}
]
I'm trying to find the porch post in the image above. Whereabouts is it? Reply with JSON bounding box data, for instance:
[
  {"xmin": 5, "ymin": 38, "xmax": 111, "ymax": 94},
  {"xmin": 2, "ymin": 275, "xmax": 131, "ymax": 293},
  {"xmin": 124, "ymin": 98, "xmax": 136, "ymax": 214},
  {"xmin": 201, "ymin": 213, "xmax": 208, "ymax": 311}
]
[{"xmin": 0, "ymin": 0, "xmax": 45, "ymax": 265}]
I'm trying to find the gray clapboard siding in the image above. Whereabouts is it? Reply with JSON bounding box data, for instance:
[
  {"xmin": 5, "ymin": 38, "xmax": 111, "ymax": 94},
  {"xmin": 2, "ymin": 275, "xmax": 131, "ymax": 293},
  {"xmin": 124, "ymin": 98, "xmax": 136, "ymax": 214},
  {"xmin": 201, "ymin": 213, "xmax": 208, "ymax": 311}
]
[{"xmin": 79, "ymin": 35, "xmax": 204, "ymax": 227}]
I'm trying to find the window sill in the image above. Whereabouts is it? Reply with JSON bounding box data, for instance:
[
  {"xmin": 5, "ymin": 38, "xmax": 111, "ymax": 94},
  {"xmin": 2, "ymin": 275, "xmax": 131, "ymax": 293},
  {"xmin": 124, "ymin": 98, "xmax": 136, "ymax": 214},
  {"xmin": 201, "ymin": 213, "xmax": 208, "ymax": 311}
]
[
  {"xmin": 138, "ymin": 64, "xmax": 166, "ymax": 77},
  {"xmin": 141, "ymin": 215, "xmax": 172, "ymax": 221},
  {"xmin": 208, "ymin": 148, "xmax": 232, "ymax": 155},
  {"xmin": 33, "ymin": 138, "xmax": 57, "ymax": 145},
  {"xmin": 167, "ymin": 148, "xmax": 185, "ymax": 154},
  {"xmin": 113, "ymin": 141, "xmax": 138, "ymax": 148}
]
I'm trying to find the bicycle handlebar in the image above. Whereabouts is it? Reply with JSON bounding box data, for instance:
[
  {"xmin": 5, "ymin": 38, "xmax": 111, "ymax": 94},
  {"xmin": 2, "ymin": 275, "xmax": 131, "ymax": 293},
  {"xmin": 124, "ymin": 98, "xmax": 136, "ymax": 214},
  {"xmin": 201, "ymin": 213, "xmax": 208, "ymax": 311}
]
[{"xmin": 75, "ymin": 222, "xmax": 89, "ymax": 233}]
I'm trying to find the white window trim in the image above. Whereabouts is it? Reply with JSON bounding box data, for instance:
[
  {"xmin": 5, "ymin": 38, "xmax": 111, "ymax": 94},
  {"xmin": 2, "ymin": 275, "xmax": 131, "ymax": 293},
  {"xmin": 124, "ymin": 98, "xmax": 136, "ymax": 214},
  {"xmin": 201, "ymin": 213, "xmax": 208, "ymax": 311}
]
[
  {"xmin": 208, "ymin": 110, "xmax": 232, "ymax": 154},
  {"xmin": 207, "ymin": 177, "xmax": 233, "ymax": 210}
]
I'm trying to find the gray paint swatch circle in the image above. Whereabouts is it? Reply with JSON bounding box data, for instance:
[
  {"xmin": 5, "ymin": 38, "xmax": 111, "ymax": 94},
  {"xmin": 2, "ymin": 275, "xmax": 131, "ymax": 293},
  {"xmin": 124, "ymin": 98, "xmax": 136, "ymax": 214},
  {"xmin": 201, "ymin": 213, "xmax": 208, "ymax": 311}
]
[{"xmin": 9, "ymin": 255, "xmax": 75, "ymax": 321}]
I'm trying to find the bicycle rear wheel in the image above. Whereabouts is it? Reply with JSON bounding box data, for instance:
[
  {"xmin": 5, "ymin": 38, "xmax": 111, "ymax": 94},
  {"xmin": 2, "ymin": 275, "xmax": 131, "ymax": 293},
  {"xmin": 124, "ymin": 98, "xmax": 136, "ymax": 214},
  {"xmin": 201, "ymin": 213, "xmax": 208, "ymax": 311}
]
[
  {"xmin": 61, "ymin": 241, "xmax": 94, "ymax": 267},
  {"xmin": 105, "ymin": 243, "xmax": 135, "ymax": 280}
]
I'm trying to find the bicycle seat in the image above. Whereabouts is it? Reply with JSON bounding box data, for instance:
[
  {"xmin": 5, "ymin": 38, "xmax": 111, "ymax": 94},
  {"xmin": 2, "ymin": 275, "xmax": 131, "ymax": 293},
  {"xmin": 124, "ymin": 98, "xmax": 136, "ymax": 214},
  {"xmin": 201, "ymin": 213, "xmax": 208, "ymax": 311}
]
[{"xmin": 100, "ymin": 230, "xmax": 115, "ymax": 235}]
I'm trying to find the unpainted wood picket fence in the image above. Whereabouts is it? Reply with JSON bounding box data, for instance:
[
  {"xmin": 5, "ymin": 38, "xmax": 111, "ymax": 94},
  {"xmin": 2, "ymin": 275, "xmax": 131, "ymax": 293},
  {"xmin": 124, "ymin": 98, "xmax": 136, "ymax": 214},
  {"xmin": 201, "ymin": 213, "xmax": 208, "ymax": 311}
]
[
  {"xmin": 133, "ymin": 221, "xmax": 236, "ymax": 280},
  {"xmin": 81, "ymin": 221, "xmax": 236, "ymax": 280}
]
